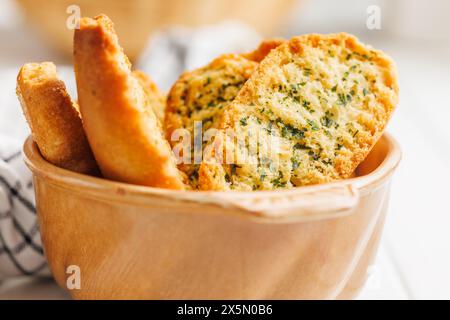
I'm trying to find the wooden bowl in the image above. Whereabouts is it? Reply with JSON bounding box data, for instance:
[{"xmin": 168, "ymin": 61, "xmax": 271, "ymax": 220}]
[
  {"xmin": 23, "ymin": 133, "xmax": 401, "ymax": 299},
  {"xmin": 16, "ymin": 0, "xmax": 295, "ymax": 61}
]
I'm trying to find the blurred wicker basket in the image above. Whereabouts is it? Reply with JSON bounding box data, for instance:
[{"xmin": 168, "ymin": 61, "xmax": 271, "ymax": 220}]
[{"xmin": 16, "ymin": 0, "xmax": 295, "ymax": 61}]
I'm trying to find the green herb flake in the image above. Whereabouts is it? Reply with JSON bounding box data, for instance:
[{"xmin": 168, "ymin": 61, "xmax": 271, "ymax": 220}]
[
  {"xmin": 321, "ymin": 116, "xmax": 333, "ymax": 128},
  {"xmin": 302, "ymin": 100, "xmax": 313, "ymax": 112},
  {"xmin": 260, "ymin": 172, "xmax": 267, "ymax": 182},
  {"xmin": 271, "ymin": 171, "xmax": 286, "ymax": 188},
  {"xmin": 338, "ymin": 93, "xmax": 347, "ymax": 106},
  {"xmin": 303, "ymin": 68, "xmax": 311, "ymax": 77},
  {"xmin": 290, "ymin": 125, "xmax": 305, "ymax": 139},
  {"xmin": 346, "ymin": 94, "xmax": 353, "ymax": 102},
  {"xmin": 294, "ymin": 143, "xmax": 310, "ymax": 150},
  {"xmin": 308, "ymin": 150, "xmax": 320, "ymax": 161},
  {"xmin": 281, "ymin": 126, "xmax": 289, "ymax": 138},
  {"xmin": 307, "ymin": 119, "xmax": 320, "ymax": 131},
  {"xmin": 292, "ymin": 158, "xmax": 300, "ymax": 170}
]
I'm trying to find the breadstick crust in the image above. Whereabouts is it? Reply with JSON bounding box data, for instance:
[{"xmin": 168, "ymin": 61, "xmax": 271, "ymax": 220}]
[
  {"xmin": 164, "ymin": 39, "xmax": 284, "ymax": 188},
  {"xmin": 199, "ymin": 33, "xmax": 399, "ymax": 191},
  {"xmin": 74, "ymin": 15, "xmax": 185, "ymax": 189},
  {"xmin": 16, "ymin": 62, "xmax": 99, "ymax": 174}
]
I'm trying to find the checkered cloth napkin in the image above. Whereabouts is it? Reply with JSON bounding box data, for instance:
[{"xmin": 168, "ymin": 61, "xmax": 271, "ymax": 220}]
[
  {"xmin": 0, "ymin": 22, "xmax": 260, "ymax": 280},
  {"xmin": 0, "ymin": 135, "xmax": 49, "ymax": 278}
]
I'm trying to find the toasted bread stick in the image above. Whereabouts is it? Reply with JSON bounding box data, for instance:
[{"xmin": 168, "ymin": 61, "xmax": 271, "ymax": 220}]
[
  {"xmin": 16, "ymin": 62, "xmax": 99, "ymax": 174},
  {"xmin": 74, "ymin": 15, "xmax": 185, "ymax": 189}
]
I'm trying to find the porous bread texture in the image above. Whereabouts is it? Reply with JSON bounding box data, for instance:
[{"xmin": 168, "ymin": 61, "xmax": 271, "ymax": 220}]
[
  {"xmin": 16, "ymin": 62, "xmax": 99, "ymax": 174},
  {"xmin": 165, "ymin": 39, "xmax": 284, "ymax": 188},
  {"xmin": 166, "ymin": 55, "xmax": 257, "ymax": 143},
  {"xmin": 199, "ymin": 33, "xmax": 399, "ymax": 191},
  {"xmin": 165, "ymin": 54, "xmax": 258, "ymax": 187},
  {"xmin": 74, "ymin": 15, "xmax": 186, "ymax": 189},
  {"xmin": 133, "ymin": 70, "xmax": 166, "ymax": 123}
]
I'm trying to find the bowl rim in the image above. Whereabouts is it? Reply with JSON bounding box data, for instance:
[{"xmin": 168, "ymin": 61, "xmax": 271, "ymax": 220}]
[
  {"xmin": 23, "ymin": 132, "xmax": 402, "ymax": 196},
  {"xmin": 23, "ymin": 133, "xmax": 401, "ymax": 221}
]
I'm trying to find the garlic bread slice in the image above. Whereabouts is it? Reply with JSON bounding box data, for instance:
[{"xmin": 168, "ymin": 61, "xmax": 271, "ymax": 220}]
[{"xmin": 199, "ymin": 33, "xmax": 398, "ymax": 190}]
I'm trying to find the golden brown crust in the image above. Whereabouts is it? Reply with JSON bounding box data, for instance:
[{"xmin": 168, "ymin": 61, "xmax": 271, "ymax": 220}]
[
  {"xmin": 16, "ymin": 62, "xmax": 99, "ymax": 175},
  {"xmin": 242, "ymin": 38, "xmax": 285, "ymax": 62},
  {"xmin": 132, "ymin": 70, "xmax": 166, "ymax": 123},
  {"xmin": 74, "ymin": 15, "xmax": 185, "ymax": 189},
  {"xmin": 199, "ymin": 33, "xmax": 399, "ymax": 191}
]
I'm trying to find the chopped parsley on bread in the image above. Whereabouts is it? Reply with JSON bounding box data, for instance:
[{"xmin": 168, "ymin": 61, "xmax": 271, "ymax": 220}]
[
  {"xmin": 199, "ymin": 33, "xmax": 399, "ymax": 191},
  {"xmin": 165, "ymin": 40, "xmax": 283, "ymax": 188}
]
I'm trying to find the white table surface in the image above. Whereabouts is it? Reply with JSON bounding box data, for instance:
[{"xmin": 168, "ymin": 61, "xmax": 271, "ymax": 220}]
[
  {"xmin": 1, "ymin": 4, "xmax": 450, "ymax": 300},
  {"xmin": 0, "ymin": 244, "xmax": 410, "ymax": 300},
  {"xmin": 0, "ymin": 243, "xmax": 408, "ymax": 300}
]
